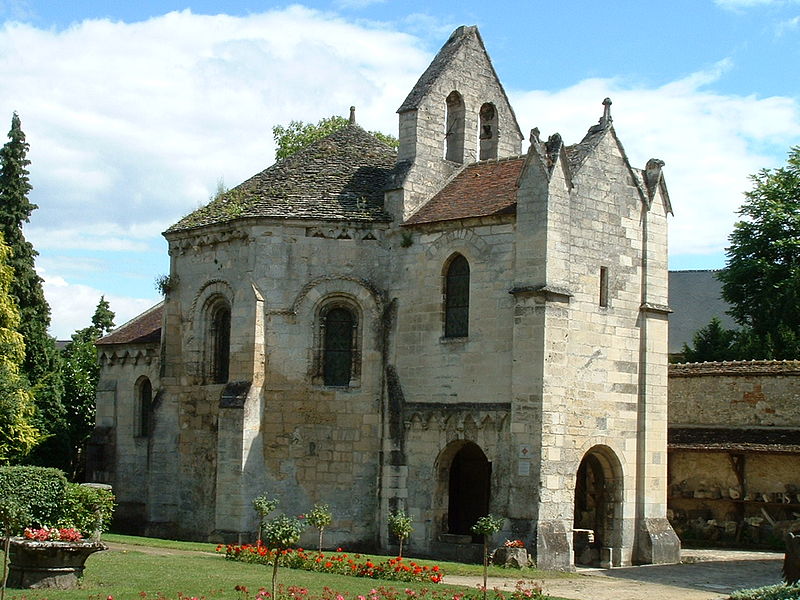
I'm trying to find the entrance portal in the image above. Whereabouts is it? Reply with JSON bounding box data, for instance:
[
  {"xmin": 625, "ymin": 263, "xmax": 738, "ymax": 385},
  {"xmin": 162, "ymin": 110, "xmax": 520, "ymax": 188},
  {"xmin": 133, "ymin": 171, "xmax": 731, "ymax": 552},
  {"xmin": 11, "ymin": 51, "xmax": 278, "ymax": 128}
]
[
  {"xmin": 447, "ymin": 442, "xmax": 490, "ymax": 540},
  {"xmin": 573, "ymin": 447, "xmax": 622, "ymax": 566}
]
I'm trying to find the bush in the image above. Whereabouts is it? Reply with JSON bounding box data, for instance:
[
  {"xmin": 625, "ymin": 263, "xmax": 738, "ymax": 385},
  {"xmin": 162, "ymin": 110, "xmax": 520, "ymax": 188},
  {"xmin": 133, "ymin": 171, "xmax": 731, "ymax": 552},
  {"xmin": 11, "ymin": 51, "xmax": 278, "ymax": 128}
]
[
  {"xmin": 0, "ymin": 466, "xmax": 67, "ymax": 526},
  {"xmin": 60, "ymin": 483, "xmax": 115, "ymax": 536},
  {"xmin": 729, "ymin": 583, "xmax": 800, "ymax": 600}
]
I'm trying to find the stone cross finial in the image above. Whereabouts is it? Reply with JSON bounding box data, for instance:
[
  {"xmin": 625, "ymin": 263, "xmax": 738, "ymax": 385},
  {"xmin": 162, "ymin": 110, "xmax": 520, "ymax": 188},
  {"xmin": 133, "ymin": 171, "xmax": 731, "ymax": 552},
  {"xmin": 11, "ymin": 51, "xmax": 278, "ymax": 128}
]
[
  {"xmin": 530, "ymin": 127, "xmax": 540, "ymax": 144},
  {"xmin": 349, "ymin": 106, "xmax": 356, "ymax": 125},
  {"xmin": 600, "ymin": 97, "xmax": 612, "ymax": 127}
]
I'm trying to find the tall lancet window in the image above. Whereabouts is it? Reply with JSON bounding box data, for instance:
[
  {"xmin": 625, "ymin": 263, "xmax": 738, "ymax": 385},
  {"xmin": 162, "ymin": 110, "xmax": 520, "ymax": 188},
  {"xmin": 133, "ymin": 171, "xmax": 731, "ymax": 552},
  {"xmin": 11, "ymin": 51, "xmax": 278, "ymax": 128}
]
[{"xmin": 444, "ymin": 254, "xmax": 470, "ymax": 338}]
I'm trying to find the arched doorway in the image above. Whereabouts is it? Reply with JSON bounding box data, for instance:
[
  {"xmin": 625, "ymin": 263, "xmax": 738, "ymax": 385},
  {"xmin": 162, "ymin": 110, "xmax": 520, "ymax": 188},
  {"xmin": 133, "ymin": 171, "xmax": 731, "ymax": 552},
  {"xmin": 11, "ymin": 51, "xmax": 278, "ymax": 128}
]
[
  {"xmin": 447, "ymin": 442, "xmax": 491, "ymax": 540},
  {"xmin": 573, "ymin": 446, "xmax": 623, "ymax": 566}
]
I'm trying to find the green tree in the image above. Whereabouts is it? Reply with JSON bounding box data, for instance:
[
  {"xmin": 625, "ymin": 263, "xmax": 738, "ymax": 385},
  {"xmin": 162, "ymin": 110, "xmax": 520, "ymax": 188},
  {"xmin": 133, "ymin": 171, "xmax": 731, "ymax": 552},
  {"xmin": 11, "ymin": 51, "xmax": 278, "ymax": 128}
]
[
  {"xmin": 305, "ymin": 502, "xmax": 332, "ymax": 552},
  {"xmin": 55, "ymin": 297, "xmax": 116, "ymax": 479},
  {"xmin": 680, "ymin": 317, "xmax": 738, "ymax": 363},
  {"xmin": 717, "ymin": 146, "xmax": 800, "ymax": 359},
  {"xmin": 261, "ymin": 510, "xmax": 305, "ymax": 599},
  {"xmin": 272, "ymin": 115, "xmax": 398, "ymax": 160},
  {"xmin": 472, "ymin": 515, "xmax": 504, "ymax": 600},
  {"xmin": 0, "ymin": 237, "xmax": 42, "ymax": 463},
  {"xmin": 387, "ymin": 509, "xmax": 413, "ymax": 558},
  {"xmin": 252, "ymin": 493, "xmax": 279, "ymax": 545},
  {"xmin": 0, "ymin": 113, "xmax": 65, "ymax": 462}
]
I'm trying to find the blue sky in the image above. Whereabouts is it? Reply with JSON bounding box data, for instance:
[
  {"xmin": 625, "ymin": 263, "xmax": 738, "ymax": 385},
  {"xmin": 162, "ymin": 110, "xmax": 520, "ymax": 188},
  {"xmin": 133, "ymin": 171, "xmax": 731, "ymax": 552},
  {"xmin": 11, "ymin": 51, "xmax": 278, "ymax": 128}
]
[{"xmin": 1, "ymin": 0, "xmax": 799, "ymax": 337}]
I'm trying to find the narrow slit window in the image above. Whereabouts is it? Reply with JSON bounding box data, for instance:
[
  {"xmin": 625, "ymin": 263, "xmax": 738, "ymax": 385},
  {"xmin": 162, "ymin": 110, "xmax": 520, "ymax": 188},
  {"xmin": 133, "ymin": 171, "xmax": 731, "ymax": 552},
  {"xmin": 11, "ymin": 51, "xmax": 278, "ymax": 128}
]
[
  {"xmin": 445, "ymin": 254, "xmax": 470, "ymax": 337},
  {"xmin": 209, "ymin": 303, "xmax": 231, "ymax": 383},
  {"xmin": 137, "ymin": 377, "xmax": 152, "ymax": 437},
  {"xmin": 599, "ymin": 266, "xmax": 609, "ymax": 308}
]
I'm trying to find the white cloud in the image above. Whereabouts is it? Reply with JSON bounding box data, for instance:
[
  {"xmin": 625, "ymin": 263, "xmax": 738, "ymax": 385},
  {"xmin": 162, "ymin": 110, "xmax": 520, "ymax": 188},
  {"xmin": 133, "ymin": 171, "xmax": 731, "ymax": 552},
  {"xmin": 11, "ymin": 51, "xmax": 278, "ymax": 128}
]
[
  {"xmin": 2, "ymin": 8, "xmax": 799, "ymax": 334},
  {"xmin": 715, "ymin": 0, "xmax": 786, "ymax": 8},
  {"xmin": 510, "ymin": 63, "xmax": 800, "ymax": 258},
  {"xmin": 1, "ymin": 6, "xmax": 427, "ymax": 242},
  {"xmin": 777, "ymin": 14, "xmax": 800, "ymax": 33},
  {"xmin": 41, "ymin": 271, "xmax": 158, "ymax": 339}
]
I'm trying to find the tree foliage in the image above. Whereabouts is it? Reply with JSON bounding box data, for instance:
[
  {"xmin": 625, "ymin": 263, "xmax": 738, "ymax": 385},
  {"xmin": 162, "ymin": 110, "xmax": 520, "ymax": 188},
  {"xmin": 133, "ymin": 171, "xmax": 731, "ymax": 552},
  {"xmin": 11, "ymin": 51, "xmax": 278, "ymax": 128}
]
[
  {"xmin": 272, "ymin": 115, "xmax": 398, "ymax": 160},
  {"xmin": 58, "ymin": 298, "xmax": 115, "ymax": 479},
  {"xmin": 680, "ymin": 317, "xmax": 738, "ymax": 363},
  {"xmin": 0, "ymin": 237, "xmax": 41, "ymax": 463},
  {"xmin": 0, "ymin": 113, "xmax": 58, "ymax": 382},
  {"xmin": 387, "ymin": 510, "xmax": 413, "ymax": 557},
  {"xmin": 0, "ymin": 113, "xmax": 65, "ymax": 464},
  {"xmin": 716, "ymin": 146, "xmax": 800, "ymax": 359}
]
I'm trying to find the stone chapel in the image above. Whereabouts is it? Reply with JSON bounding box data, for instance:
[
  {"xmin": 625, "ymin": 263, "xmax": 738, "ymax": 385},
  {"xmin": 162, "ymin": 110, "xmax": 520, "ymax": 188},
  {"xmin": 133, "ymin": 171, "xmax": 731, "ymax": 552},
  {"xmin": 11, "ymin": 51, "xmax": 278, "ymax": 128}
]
[{"xmin": 90, "ymin": 25, "xmax": 680, "ymax": 569}]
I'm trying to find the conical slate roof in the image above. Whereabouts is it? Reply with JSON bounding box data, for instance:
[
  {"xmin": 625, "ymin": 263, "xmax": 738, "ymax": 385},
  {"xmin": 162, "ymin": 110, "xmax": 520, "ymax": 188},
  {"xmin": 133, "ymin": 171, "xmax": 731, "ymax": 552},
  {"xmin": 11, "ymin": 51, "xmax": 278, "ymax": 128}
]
[{"xmin": 167, "ymin": 125, "xmax": 396, "ymax": 233}]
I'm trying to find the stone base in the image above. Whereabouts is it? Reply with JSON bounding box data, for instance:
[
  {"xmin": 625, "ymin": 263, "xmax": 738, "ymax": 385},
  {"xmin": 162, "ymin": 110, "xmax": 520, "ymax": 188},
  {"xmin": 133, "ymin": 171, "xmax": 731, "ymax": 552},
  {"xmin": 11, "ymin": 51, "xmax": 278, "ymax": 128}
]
[
  {"xmin": 635, "ymin": 517, "xmax": 681, "ymax": 565},
  {"xmin": 492, "ymin": 546, "xmax": 530, "ymax": 568},
  {"xmin": 6, "ymin": 539, "xmax": 107, "ymax": 589},
  {"xmin": 534, "ymin": 520, "xmax": 573, "ymax": 571}
]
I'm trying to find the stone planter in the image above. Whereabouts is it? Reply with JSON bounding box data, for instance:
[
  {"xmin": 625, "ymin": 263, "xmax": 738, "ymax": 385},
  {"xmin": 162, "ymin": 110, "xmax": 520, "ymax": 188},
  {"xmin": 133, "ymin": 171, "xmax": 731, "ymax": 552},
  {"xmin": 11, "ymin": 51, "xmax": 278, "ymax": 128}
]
[
  {"xmin": 491, "ymin": 546, "xmax": 530, "ymax": 568},
  {"xmin": 4, "ymin": 538, "xmax": 107, "ymax": 589}
]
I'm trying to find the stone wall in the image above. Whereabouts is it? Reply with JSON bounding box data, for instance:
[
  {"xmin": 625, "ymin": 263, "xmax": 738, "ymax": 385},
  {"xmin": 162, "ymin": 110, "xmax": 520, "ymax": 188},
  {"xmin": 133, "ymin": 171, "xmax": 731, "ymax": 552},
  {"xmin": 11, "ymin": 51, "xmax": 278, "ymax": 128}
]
[
  {"xmin": 667, "ymin": 361, "xmax": 800, "ymax": 548},
  {"xmin": 93, "ymin": 342, "xmax": 160, "ymax": 533},
  {"xmin": 669, "ymin": 361, "xmax": 800, "ymax": 427}
]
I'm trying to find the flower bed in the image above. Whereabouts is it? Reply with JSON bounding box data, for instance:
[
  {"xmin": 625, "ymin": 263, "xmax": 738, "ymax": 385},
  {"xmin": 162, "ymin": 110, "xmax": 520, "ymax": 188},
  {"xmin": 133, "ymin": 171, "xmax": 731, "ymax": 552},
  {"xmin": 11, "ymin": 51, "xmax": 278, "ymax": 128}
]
[
  {"xmin": 229, "ymin": 580, "xmax": 548, "ymax": 600},
  {"xmin": 219, "ymin": 545, "xmax": 444, "ymax": 584}
]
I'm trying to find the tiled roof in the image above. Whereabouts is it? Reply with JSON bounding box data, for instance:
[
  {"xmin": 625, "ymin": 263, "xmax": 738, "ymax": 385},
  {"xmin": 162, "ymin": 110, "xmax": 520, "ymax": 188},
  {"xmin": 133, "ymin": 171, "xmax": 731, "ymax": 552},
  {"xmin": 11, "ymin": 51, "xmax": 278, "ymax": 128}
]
[
  {"xmin": 669, "ymin": 360, "xmax": 800, "ymax": 377},
  {"xmin": 96, "ymin": 302, "xmax": 163, "ymax": 346},
  {"xmin": 668, "ymin": 270, "xmax": 737, "ymax": 353},
  {"xmin": 166, "ymin": 125, "xmax": 396, "ymax": 233},
  {"xmin": 669, "ymin": 427, "xmax": 800, "ymax": 453},
  {"xmin": 403, "ymin": 157, "xmax": 525, "ymax": 225}
]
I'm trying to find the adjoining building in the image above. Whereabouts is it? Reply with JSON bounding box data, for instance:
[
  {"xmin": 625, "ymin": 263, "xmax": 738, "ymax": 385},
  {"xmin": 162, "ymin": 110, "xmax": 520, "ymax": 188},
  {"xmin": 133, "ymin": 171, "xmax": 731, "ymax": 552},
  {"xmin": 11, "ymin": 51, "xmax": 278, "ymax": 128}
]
[{"xmin": 90, "ymin": 26, "xmax": 680, "ymax": 569}]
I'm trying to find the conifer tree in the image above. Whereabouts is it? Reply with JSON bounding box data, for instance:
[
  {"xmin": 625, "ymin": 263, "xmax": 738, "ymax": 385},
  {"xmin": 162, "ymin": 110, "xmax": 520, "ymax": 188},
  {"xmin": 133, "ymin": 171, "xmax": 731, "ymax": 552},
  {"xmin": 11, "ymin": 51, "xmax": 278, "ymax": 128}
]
[
  {"xmin": 0, "ymin": 236, "xmax": 42, "ymax": 463},
  {"xmin": 0, "ymin": 112, "xmax": 65, "ymax": 464}
]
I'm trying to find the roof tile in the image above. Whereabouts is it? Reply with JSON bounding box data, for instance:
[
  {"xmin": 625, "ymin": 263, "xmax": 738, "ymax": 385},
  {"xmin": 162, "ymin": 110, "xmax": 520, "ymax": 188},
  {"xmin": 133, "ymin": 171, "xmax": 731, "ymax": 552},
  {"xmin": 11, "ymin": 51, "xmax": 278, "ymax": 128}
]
[
  {"xmin": 167, "ymin": 125, "xmax": 397, "ymax": 233},
  {"xmin": 97, "ymin": 302, "xmax": 163, "ymax": 346},
  {"xmin": 403, "ymin": 157, "xmax": 525, "ymax": 226}
]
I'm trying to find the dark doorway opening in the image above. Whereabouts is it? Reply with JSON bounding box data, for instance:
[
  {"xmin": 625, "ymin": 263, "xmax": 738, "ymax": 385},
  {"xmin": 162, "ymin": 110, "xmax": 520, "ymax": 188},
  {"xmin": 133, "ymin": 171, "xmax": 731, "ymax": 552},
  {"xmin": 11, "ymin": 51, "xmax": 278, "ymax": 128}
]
[
  {"xmin": 573, "ymin": 453, "xmax": 607, "ymax": 565},
  {"xmin": 448, "ymin": 442, "xmax": 491, "ymax": 542}
]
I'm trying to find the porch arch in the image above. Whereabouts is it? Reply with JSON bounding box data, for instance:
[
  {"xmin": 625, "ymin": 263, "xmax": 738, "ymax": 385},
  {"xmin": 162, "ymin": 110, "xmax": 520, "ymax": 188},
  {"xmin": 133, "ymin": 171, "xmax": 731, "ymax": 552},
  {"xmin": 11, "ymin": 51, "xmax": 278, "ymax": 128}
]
[
  {"xmin": 573, "ymin": 445, "xmax": 624, "ymax": 565},
  {"xmin": 434, "ymin": 440, "xmax": 491, "ymax": 541}
]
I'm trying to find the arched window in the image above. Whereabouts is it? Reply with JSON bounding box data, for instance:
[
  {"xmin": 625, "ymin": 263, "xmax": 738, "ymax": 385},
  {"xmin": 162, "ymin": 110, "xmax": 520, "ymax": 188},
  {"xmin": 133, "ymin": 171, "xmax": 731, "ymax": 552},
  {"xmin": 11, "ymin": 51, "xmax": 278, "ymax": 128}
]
[
  {"xmin": 479, "ymin": 102, "xmax": 498, "ymax": 160},
  {"xmin": 136, "ymin": 377, "xmax": 152, "ymax": 437},
  {"xmin": 444, "ymin": 254, "xmax": 470, "ymax": 338},
  {"xmin": 322, "ymin": 306, "xmax": 356, "ymax": 386},
  {"xmin": 445, "ymin": 91, "xmax": 465, "ymax": 163},
  {"xmin": 208, "ymin": 300, "xmax": 231, "ymax": 384}
]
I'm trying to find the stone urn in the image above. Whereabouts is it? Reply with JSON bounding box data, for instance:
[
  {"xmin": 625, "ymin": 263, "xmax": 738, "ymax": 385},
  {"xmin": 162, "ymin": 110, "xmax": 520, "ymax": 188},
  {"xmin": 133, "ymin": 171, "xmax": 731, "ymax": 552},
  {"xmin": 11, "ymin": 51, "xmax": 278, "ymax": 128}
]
[{"xmin": 4, "ymin": 537, "xmax": 107, "ymax": 589}]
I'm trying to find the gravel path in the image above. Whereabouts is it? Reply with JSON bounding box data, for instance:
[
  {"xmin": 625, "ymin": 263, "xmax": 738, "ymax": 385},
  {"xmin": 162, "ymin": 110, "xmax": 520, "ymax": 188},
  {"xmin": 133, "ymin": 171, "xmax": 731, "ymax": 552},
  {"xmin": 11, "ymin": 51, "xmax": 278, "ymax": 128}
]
[{"xmin": 444, "ymin": 549, "xmax": 784, "ymax": 600}]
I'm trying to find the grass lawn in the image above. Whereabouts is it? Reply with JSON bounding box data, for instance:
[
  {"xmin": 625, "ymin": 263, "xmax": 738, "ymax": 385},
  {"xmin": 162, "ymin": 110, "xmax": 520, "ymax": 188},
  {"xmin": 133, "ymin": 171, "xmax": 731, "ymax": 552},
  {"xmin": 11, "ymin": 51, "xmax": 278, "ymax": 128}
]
[
  {"xmin": 1, "ymin": 535, "xmax": 572, "ymax": 600},
  {"xmin": 102, "ymin": 534, "xmax": 574, "ymax": 580}
]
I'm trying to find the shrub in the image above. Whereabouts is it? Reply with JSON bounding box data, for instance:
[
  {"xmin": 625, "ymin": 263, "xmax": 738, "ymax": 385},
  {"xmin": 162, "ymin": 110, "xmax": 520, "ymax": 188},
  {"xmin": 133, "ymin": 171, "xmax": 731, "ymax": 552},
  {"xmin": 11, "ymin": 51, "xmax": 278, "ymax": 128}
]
[
  {"xmin": 60, "ymin": 483, "xmax": 115, "ymax": 536},
  {"xmin": 0, "ymin": 466, "xmax": 67, "ymax": 526},
  {"xmin": 387, "ymin": 510, "xmax": 413, "ymax": 557},
  {"xmin": 729, "ymin": 583, "xmax": 800, "ymax": 600},
  {"xmin": 305, "ymin": 503, "xmax": 333, "ymax": 552}
]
